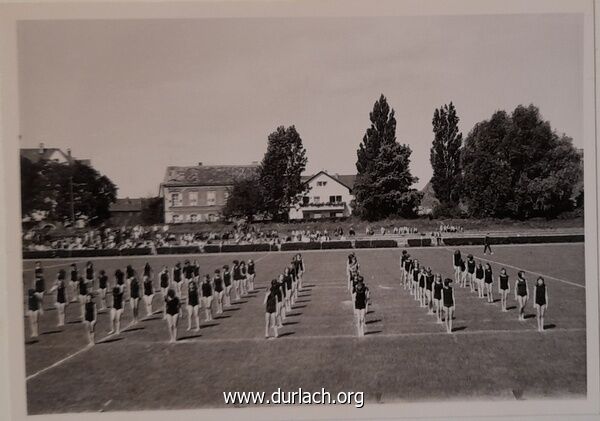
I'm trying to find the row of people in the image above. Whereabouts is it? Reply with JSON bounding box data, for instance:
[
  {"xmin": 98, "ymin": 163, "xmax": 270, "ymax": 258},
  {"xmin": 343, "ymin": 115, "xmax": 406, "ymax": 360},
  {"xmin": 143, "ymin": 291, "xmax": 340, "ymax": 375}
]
[
  {"xmin": 400, "ymin": 251, "xmax": 455, "ymax": 333},
  {"xmin": 347, "ymin": 253, "xmax": 370, "ymax": 336},
  {"xmin": 264, "ymin": 255, "xmax": 306, "ymax": 339},
  {"xmin": 452, "ymin": 250, "xmax": 549, "ymax": 331},
  {"xmin": 26, "ymin": 258, "xmax": 260, "ymax": 343}
]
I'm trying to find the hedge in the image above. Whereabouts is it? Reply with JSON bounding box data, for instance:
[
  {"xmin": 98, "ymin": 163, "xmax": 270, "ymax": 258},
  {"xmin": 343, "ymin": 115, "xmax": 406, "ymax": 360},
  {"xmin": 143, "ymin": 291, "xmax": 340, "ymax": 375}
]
[
  {"xmin": 321, "ymin": 240, "xmax": 353, "ymax": 250},
  {"xmin": 203, "ymin": 244, "xmax": 222, "ymax": 253},
  {"xmin": 220, "ymin": 243, "xmax": 272, "ymax": 253},
  {"xmin": 354, "ymin": 239, "xmax": 398, "ymax": 249},
  {"xmin": 280, "ymin": 242, "xmax": 323, "ymax": 251},
  {"xmin": 407, "ymin": 238, "xmax": 432, "ymax": 247},
  {"xmin": 119, "ymin": 248, "xmax": 152, "ymax": 256},
  {"xmin": 156, "ymin": 246, "xmax": 200, "ymax": 255},
  {"xmin": 443, "ymin": 234, "xmax": 584, "ymax": 246}
]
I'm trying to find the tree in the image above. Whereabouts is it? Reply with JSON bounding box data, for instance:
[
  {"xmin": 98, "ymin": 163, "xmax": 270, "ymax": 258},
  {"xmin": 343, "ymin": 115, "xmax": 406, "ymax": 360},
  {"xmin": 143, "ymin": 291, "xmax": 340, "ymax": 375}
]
[
  {"xmin": 20, "ymin": 159, "xmax": 117, "ymax": 225},
  {"xmin": 222, "ymin": 176, "xmax": 264, "ymax": 222},
  {"xmin": 141, "ymin": 197, "xmax": 164, "ymax": 224},
  {"xmin": 258, "ymin": 125, "xmax": 308, "ymax": 220},
  {"xmin": 462, "ymin": 105, "xmax": 582, "ymax": 218},
  {"xmin": 353, "ymin": 94, "xmax": 421, "ymax": 220},
  {"xmin": 430, "ymin": 102, "xmax": 463, "ymax": 206}
]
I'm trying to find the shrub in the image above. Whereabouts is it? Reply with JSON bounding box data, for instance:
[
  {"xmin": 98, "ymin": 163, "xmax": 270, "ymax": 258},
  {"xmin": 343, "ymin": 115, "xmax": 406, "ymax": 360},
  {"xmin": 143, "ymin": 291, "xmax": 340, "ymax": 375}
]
[
  {"xmin": 203, "ymin": 244, "xmax": 222, "ymax": 253},
  {"xmin": 355, "ymin": 239, "xmax": 398, "ymax": 249},
  {"xmin": 321, "ymin": 241, "xmax": 353, "ymax": 250},
  {"xmin": 120, "ymin": 248, "xmax": 152, "ymax": 256},
  {"xmin": 221, "ymin": 243, "xmax": 272, "ymax": 253},
  {"xmin": 156, "ymin": 246, "xmax": 200, "ymax": 255},
  {"xmin": 407, "ymin": 238, "xmax": 432, "ymax": 247},
  {"xmin": 280, "ymin": 242, "xmax": 322, "ymax": 251}
]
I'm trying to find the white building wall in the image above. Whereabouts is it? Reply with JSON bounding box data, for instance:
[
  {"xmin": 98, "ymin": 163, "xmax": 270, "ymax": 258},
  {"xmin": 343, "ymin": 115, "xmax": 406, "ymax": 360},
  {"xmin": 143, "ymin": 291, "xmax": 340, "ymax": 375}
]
[{"xmin": 289, "ymin": 172, "xmax": 354, "ymax": 220}]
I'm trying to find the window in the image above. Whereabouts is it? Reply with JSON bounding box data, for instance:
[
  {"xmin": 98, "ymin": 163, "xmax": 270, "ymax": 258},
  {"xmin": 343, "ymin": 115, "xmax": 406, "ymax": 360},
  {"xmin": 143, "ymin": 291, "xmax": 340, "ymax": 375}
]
[
  {"xmin": 207, "ymin": 191, "xmax": 216, "ymax": 206},
  {"xmin": 172, "ymin": 214, "xmax": 180, "ymax": 223},
  {"xmin": 190, "ymin": 214, "xmax": 198, "ymax": 222},
  {"xmin": 336, "ymin": 195, "xmax": 342, "ymax": 203},
  {"xmin": 316, "ymin": 181, "xmax": 327, "ymax": 187},
  {"xmin": 329, "ymin": 195, "xmax": 342, "ymax": 203},
  {"xmin": 189, "ymin": 191, "xmax": 198, "ymax": 206},
  {"xmin": 313, "ymin": 196, "xmax": 320, "ymax": 204},
  {"xmin": 302, "ymin": 196, "xmax": 309, "ymax": 205},
  {"xmin": 170, "ymin": 193, "xmax": 181, "ymax": 207},
  {"xmin": 208, "ymin": 214, "xmax": 217, "ymax": 222}
]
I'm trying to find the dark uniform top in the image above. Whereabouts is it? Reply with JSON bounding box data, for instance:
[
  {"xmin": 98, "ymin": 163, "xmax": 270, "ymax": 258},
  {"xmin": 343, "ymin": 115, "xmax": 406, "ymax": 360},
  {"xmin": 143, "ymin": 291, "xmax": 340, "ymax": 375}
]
[
  {"xmin": 130, "ymin": 278, "xmax": 140, "ymax": 299},
  {"xmin": 475, "ymin": 266, "xmax": 484, "ymax": 280},
  {"xmin": 35, "ymin": 277, "xmax": 45, "ymax": 293},
  {"xmin": 99, "ymin": 274, "xmax": 108, "ymax": 289},
  {"xmin": 535, "ymin": 284, "xmax": 546, "ymax": 306},
  {"xmin": 223, "ymin": 271, "xmax": 231, "ymax": 287},
  {"xmin": 266, "ymin": 291, "xmax": 277, "ymax": 314},
  {"xmin": 28, "ymin": 292, "xmax": 39, "ymax": 311},
  {"xmin": 165, "ymin": 296, "xmax": 180, "ymax": 315},
  {"xmin": 160, "ymin": 271, "xmax": 169, "ymax": 288},
  {"xmin": 354, "ymin": 285, "xmax": 368, "ymax": 310},
  {"xmin": 188, "ymin": 282, "xmax": 199, "ymax": 306},
  {"xmin": 467, "ymin": 260, "xmax": 475, "ymax": 274},
  {"xmin": 85, "ymin": 301, "xmax": 95, "ymax": 322},
  {"xmin": 484, "ymin": 269, "xmax": 493, "ymax": 284},
  {"xmin": 143, "ymin": 278, "xmax": 153, "ymax": 296},
  {"xmin": 56, "ymin": 280, "xmax": 66, "ymax": 304},
  {"xmin": 517, "ymin": 279, "xmax": 527, "ymax": 297},
  {"xmin": 443, "ymin": 286, "xmax": 454, "ymax": 307},
  {"xmin": 113, "ymin": 288, "xmax": 124, "ymax": 310},
  {"xmin": 499, "ymin": 274, "xmax": 509, "ymax": 290},
  {"xmin": 201, "ymin": 282, "xmax": 213, "ymax": 298},
  {"xmin": 433, "ymin": 281, "xmax": 443, "ymax": 300}
]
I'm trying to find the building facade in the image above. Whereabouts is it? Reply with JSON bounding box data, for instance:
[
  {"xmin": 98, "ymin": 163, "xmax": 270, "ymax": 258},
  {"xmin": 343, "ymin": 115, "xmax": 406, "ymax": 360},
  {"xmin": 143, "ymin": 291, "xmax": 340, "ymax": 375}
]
[
  {"xmin": 289, "ymin": 171, "xmax": 356, "ymax": 220},
  {"xmin": 160, "ymin": 164, "xmax": 258, "ymax": 223},
  {"xmin": 20, "ymin": 143, "xmax": 91, "ymax": 166}
]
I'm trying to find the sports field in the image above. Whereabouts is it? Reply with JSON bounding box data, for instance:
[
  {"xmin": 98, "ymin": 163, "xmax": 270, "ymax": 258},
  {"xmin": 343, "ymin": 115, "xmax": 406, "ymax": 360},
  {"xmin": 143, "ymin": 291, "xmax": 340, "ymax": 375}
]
[{"xmin": 22, "ymin": 243, "xmax": 586, "ymax": 414}]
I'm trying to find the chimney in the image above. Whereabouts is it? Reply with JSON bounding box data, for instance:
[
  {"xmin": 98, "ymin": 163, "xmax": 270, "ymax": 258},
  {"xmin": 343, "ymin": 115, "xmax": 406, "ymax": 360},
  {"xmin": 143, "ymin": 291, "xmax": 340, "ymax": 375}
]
[
  {"xmin": 67, "ymin": 148, "xmax": 72, "ymax": 157},
  {"xmin": 39, "ymin": 142, "xmax": 45, "ymax": 154}
]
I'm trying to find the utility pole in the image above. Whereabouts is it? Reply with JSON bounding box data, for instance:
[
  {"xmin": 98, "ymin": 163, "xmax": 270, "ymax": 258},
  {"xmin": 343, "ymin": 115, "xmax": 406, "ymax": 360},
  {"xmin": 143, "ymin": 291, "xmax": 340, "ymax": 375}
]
[{"xmin": 69, "ymin": 175, "xmax": 75, "ymax": 225}]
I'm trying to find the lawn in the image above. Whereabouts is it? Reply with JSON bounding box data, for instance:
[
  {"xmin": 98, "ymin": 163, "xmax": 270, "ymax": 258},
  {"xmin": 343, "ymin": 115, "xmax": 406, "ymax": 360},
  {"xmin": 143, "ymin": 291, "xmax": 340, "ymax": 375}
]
[{"xmin": 22, "ymin": 243, "xmax": 586, "ymax": 413}]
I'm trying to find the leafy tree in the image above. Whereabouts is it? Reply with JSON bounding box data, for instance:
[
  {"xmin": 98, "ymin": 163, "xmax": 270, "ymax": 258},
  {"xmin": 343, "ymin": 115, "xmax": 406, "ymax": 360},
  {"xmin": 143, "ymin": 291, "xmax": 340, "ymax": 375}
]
[
  {"xmin": 430, "ymin": 102, "xmax": 463, "ymax": 206},
  {"xmin": 222, "ymin": 176, "xmax": 264, "ymax": 222},
  {"xmin": 258, "ymin": 125, "xmax": 308, "ymax": 220},
  {"xmin": 354, "ymin": 94, "xmax": 421, "ymax": 220},
  {"xmin": 20, "ymin": 159, "xmax": 117, "ymax": 225},
  {"xmin": 462, "ymin": 105, "xmax": 582, "ymax": 218},
  {"xmin": 141, "ymin": 197, "xmax": 164, "ymax": 224}
]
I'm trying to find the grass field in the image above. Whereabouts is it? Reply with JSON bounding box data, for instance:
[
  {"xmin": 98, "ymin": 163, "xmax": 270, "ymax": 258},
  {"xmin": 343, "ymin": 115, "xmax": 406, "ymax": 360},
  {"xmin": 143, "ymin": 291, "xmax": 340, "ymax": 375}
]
[{"xmin": 22, "ymin": 243, "xmax": 586, "ymax": 414}]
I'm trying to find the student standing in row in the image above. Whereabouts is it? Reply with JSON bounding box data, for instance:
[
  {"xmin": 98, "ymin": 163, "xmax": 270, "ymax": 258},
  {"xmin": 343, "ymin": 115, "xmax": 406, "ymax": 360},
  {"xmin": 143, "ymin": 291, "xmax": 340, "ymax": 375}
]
[
  {"xmin": 484, "ymin": 263, "xmax": 494, "ymax": 303},
  {"xmin": 534, "ymin": 277, "xmax": 549, "ymax": 332},
  {"xmin": 50, "ymin": 270, "xmax": 68, "ymax": 327},
  {"xmin": 442, "ymin": 278, "xmax": 455, "ymax": 334},
  {"xmin": 83, "ymin": 293, "xmax": 97, "ymax": 346},
  {"xmin": 498, "ymin": 268, "xmax": 510, "ymax": 312},
  {"xmin": 264, "ymin": 280, "xmax": 279, "ymax": 339},
  {"xmin": 164, "ymin": 289, "xmax": 180, "ymax": 343},
  {"xmin": 515, "ymin": 271, "xmax": 529, "ymax": 321}
]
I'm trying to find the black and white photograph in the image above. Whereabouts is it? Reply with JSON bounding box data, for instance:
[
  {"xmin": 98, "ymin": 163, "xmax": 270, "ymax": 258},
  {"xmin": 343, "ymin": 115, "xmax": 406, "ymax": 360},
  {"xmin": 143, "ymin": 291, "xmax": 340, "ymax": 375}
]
[{"xmin": 0, "ymin": 0, "xmax": 598, "ymax": 420}]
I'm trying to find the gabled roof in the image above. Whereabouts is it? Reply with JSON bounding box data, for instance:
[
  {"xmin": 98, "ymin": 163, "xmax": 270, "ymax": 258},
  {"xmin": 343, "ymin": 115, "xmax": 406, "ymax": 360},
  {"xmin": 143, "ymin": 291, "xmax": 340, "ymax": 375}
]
[
  {"xmin": 20, "ymin": 148, "xmax": 72, "ymax": 164},
  {"xmin": 110, "ymin": 198, "xmax": 143, "ymax": 212},
  {"xmin": 162, "ymin": 165, "xmax": 259, "ymax": 187},
  {"xmin": 302, "ymin": 171, "xmax": 357, "ymax": 191}
]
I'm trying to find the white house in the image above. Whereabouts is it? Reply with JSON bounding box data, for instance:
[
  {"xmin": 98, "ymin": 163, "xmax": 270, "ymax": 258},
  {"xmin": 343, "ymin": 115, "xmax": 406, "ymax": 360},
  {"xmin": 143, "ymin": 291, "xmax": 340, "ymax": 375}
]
[{"xmin": 289, "ymin": 171, "xmax": 356, "ymax": 220}]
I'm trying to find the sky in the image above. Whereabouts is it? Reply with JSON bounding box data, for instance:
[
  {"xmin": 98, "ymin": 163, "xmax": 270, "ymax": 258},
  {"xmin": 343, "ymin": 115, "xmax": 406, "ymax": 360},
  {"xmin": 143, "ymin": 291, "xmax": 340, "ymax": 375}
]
[{"xmin": 17, "ymin": 14, "xmax": 583, "ymax": 198}]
